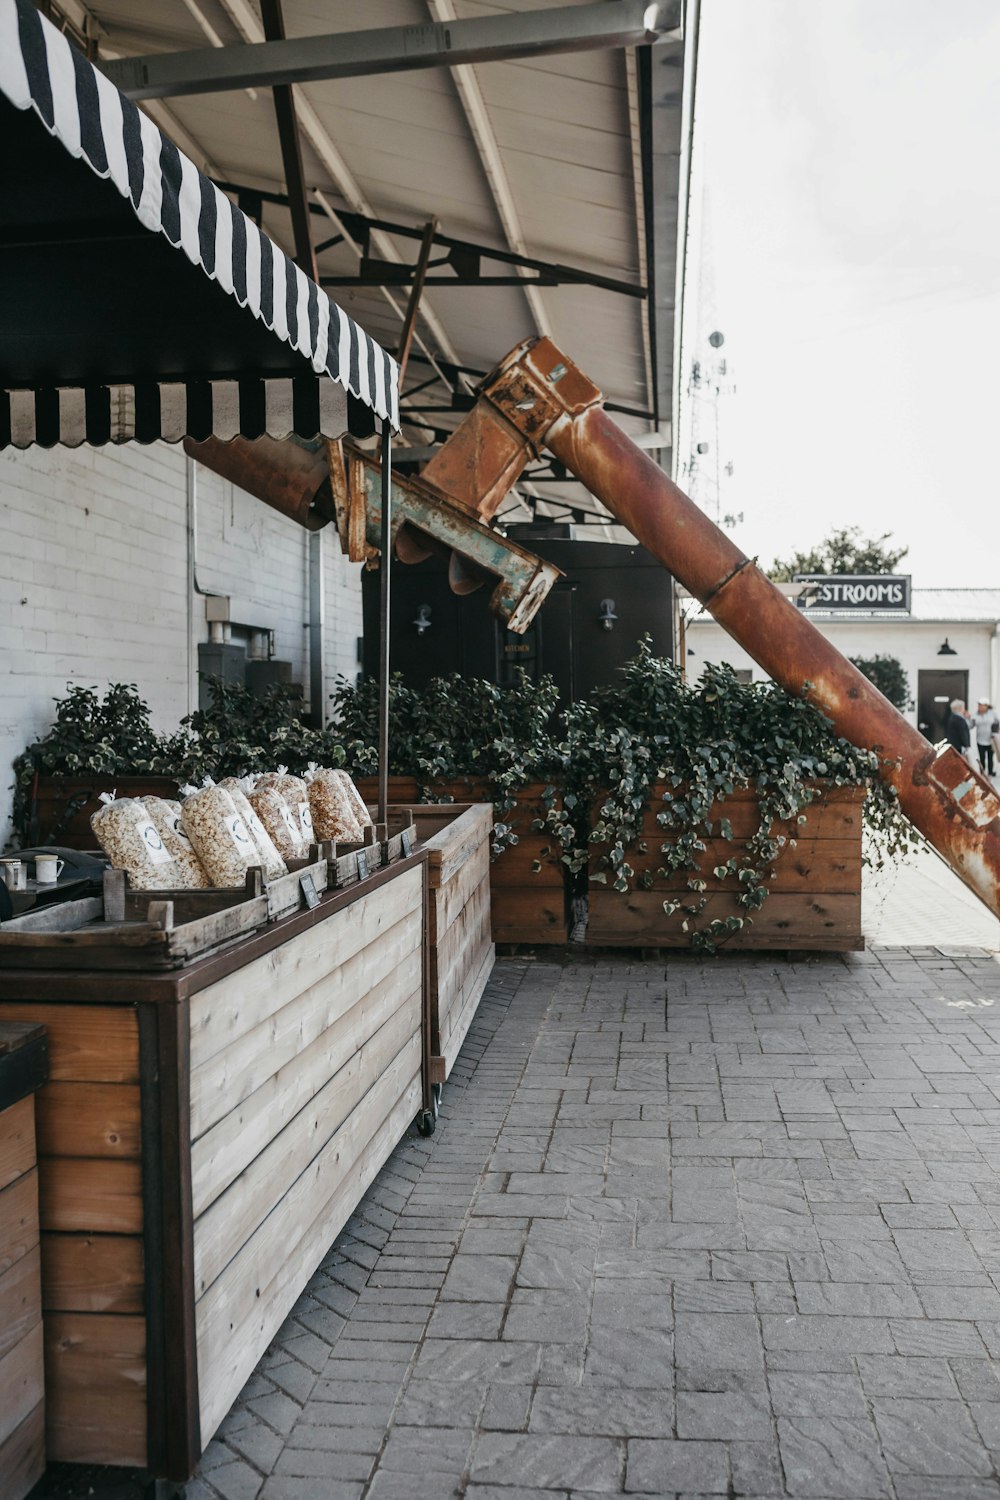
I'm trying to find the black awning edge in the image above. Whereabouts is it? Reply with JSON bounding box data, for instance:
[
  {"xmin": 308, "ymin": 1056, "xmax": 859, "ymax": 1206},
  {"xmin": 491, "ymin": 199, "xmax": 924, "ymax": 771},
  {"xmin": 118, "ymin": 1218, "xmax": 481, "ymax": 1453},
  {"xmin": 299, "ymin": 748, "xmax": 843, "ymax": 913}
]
[
  {"xmin": 0, "ymin": 376, "xmax": 348, "ymax": 448},
  {"xmin": 0, "ymin": 0, "xmax": 400, "ymax": 434}
]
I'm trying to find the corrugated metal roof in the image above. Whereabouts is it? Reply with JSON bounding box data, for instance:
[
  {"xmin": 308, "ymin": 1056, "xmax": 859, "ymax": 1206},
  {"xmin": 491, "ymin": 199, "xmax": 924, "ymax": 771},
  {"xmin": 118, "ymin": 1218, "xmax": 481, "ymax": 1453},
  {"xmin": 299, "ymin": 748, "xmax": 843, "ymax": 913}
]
[{"xmin": 65, "ymin": 0, "xmax": 690, "ymax": 522}]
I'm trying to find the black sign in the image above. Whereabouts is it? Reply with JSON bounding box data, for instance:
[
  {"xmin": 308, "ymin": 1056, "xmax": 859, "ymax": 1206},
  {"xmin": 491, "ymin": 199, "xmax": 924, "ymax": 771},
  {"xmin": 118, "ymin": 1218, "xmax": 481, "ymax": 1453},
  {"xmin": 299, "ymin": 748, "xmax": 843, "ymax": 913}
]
[
  {"xmin": 299, "ymin": 872, "xmax": 320, "ymax": 910},
  {"xmin": 356, "ymin": 848, "xmax": 370, "ymax": 883},
  {"xmin": 795, "ymin": 574, "xmax": 911, "ymax": 613}
]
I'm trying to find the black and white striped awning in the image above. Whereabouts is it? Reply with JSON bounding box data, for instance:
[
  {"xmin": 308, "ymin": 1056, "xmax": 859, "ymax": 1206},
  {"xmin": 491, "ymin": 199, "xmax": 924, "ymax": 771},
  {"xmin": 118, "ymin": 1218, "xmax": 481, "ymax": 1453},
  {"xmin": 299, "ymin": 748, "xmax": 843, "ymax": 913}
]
[{"xmin": 0, "ymin": 0, "xmax": 400, "ymax": 448}]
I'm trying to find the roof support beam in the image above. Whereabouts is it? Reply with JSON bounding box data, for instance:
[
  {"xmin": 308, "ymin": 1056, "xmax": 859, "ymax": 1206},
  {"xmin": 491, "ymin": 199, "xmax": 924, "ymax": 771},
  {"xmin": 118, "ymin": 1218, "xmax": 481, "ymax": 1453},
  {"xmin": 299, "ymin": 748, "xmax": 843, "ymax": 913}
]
[
  {"xmin": 103, "ymin": 1, "xmax": 682, "ymax": 100},
  {"xmin": 211, "ymin": 0, "xmax": 466, "ymax": 387},
  {"xmin": 426, "ymin": 0, "xmax": 552, "ymax": 339},
  {"xmin": 259, "ymin": 0, "xmax": 316, "ymax": 279}
]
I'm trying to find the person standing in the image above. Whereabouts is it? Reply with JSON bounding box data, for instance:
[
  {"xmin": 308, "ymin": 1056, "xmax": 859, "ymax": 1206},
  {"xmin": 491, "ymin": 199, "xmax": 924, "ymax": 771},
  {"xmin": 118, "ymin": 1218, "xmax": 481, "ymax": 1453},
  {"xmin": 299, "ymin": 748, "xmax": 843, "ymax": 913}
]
[
  {"xmin": 945, "ymin": 699, "xmax": 972, "ymax": 758},
  {"xmin": 970, "ymin": 698, "xmax": 1000, "ymax": 775}
]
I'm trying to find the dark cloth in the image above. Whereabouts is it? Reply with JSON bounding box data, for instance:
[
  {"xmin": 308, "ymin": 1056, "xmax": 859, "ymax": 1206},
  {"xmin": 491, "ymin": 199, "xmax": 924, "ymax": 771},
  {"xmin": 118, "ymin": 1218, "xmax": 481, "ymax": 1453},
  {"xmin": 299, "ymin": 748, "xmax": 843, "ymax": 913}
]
[
  {"xmin": 946, "ymin": 711, "xmax": 971, "ymax": 752},
  {"xmin": 978, "ymin": 742, "xmax": 995, "ymax": 776}
]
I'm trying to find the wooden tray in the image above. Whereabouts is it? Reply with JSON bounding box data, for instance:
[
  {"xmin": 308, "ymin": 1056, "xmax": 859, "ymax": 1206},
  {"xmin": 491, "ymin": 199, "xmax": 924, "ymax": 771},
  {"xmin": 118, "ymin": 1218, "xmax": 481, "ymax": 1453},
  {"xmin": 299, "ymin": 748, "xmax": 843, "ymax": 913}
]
[
  {"xmin": 331, "ymin": 809, "xmax": 416, "ymax": 884},
  {"xmin": 0, "ymin": 869, "xmax": 270, "ymax": 970},
  {"xmin": 268, "ymin": 854, "xmax": 329, "ymax": 918}
]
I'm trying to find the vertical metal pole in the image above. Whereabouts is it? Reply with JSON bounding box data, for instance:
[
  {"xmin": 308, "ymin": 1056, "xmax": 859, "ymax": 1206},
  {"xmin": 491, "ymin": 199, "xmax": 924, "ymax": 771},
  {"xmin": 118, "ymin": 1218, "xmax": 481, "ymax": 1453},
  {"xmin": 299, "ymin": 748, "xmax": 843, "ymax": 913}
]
[
  {"xmin": 377, "ymin": 423, "xmax": 392, "ymax": 826},
  {"xmin": 308, "ymin": 527, "xmax": 324, "ymax": 729}
]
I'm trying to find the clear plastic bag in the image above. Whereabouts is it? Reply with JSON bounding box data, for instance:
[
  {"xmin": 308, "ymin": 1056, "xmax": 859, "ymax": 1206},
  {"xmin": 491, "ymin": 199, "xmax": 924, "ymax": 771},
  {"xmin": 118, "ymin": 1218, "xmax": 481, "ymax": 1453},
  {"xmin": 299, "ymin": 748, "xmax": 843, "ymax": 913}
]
[
  {"xmin": 91, "ymin": 793, "xmax": 183, "ymax": 891},
  {"xmin": 256, "ymin": 767, "xmax": 312, "ymax": 850},
  {"xmin": 335, "ymin": 770, "xmax": 373, "ymax": 830},
  {"xmin": 248, "ymin": 783, "xmax": 306, "ymax": 862},
  {"xmin": 305, "ymin": 766, "xmax": 363, "ymax": 842},
  {"xmin": 179, "ymin": 785, "xmax": 260, "ymax": 887},
  {"xmin": 142, "ymin": 797, "xmax": 210, "ymax": 888},
  {"xmin": 217, "ymin": 778, "xmax": 287, "ymax": 880}
]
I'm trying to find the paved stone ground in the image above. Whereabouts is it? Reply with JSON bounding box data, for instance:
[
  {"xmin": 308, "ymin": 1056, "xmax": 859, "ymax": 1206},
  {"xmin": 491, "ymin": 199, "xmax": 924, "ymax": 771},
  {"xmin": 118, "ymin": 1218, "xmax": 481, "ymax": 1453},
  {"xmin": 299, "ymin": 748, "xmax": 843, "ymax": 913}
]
[
  {"xmin": 160, "ymin": 940, "xmax": 1000, "ymax": 1500},
  {"xmin": 864, "ymin": 845, "xmax": 1000, "ymax": 950}
]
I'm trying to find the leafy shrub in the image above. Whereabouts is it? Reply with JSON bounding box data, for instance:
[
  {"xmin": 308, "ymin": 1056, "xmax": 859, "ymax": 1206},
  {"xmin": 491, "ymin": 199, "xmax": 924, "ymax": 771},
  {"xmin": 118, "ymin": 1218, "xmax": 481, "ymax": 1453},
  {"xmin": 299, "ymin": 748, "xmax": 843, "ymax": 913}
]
[
  {"xmin": 849, "ymin": 653, "xmax": 910, "ymax": 713},
  {"xmin": 537, "ymin": 642, "xmax": 917, "ymax": 952}
]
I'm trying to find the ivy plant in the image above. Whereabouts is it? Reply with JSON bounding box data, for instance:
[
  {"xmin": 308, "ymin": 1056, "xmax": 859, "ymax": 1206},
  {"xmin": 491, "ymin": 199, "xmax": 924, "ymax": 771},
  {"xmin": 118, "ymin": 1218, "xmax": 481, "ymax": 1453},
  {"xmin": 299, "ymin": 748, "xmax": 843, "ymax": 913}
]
[{"xmin": 536, "ymin": 642, "xmax": 919, "ymax": 953}]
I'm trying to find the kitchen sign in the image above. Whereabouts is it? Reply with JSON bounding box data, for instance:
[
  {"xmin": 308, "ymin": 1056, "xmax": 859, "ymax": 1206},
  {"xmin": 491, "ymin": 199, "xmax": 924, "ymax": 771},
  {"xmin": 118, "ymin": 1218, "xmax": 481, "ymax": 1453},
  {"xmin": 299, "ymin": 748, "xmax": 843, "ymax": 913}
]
[{"xmin": 794, "ymin": 574, "xmax": 911, "ymax": 613}]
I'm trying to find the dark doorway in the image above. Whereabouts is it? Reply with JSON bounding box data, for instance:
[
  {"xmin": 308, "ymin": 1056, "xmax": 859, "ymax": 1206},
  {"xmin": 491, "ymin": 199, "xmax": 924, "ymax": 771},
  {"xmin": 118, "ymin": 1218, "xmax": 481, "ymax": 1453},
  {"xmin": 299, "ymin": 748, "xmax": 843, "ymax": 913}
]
[{"xmin": 917, "ymin": 668, "xmax": 968, "ymax": 741}]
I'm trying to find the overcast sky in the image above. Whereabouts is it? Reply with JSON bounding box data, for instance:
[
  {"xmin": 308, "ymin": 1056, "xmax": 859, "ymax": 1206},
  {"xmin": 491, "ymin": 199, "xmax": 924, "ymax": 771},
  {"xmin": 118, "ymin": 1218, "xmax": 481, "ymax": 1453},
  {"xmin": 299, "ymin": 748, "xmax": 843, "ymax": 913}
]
[{"xmin": 681, "ymin": 0, "xmax": 1000, "ymax": 589}]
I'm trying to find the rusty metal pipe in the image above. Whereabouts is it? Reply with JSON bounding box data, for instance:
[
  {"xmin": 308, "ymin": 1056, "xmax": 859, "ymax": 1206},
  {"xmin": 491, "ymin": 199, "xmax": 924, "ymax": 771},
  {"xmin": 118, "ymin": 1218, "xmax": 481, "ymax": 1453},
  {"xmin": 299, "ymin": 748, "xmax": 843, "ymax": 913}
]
[
  {"xmin": 183, "ymin": 434, "xmax": 334, "ymax": 530},
  {"xmin": 479, "ymin": 337, "xmax": 1000, "ymax": 920}
]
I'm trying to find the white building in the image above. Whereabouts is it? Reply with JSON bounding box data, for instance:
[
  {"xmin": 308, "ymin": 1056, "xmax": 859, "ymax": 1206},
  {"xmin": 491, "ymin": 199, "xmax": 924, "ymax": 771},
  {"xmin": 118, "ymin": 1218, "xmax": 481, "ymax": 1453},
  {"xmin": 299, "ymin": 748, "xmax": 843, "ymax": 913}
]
[
  {"xmin": 0, "ymin": 444, "xmax": 365, "ymax": 847},
  {"xmin": 684, "ymin": 586, "xmax": 1000, "ymax": 740}
]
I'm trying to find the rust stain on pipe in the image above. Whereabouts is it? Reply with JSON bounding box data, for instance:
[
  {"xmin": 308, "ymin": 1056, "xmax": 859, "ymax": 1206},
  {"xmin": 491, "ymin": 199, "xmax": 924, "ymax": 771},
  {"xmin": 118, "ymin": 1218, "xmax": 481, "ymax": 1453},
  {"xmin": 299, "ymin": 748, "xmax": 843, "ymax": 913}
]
[
  {"xmin": 475, "ymin": 336, "xmax": 1000, "ymax": 921},
  {"xmin": 183, "ymin": 434, "xmax": 334, "ymax": 530}
]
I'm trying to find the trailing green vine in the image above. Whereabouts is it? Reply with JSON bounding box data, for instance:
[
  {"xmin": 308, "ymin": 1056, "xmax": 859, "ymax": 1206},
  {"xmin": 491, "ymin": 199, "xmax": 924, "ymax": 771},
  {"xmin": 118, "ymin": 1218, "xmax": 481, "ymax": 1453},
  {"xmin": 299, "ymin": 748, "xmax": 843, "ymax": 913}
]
[
  {"xmin": 538, "ymin": 643, "xmax": 919, "ymax": 952},
  {"xmin": 9, "ymin": 651, "xmax": 918, "ymax": 952}
]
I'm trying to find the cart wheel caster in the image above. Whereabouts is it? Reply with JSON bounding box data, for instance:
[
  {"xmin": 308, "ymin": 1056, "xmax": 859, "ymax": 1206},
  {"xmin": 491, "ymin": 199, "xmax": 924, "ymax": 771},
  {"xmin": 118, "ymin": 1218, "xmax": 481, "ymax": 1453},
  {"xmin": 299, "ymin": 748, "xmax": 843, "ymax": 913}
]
[
  {"xmin": 417, "ymin": 1108, "xmax": 436, "ymax": 1136},
  {"xmin": 432, "ymin": 1083, "xmax": 442, "ymax": 1119}
]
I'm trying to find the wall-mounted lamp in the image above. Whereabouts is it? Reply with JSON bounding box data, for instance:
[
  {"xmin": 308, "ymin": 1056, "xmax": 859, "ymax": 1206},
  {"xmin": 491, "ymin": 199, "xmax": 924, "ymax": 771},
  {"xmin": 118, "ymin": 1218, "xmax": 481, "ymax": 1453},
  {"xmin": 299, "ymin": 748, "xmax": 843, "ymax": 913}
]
[
  {"xmin": 598, "ymin": 598, "xmax": 618, "ymax": 632},
  {"xmin": 412, "ymin": 604, "xmax": 432, "ymax": 637},
  {"xmin": 937, "ymin": 638, "xmax": 958, "ymax": 656}
]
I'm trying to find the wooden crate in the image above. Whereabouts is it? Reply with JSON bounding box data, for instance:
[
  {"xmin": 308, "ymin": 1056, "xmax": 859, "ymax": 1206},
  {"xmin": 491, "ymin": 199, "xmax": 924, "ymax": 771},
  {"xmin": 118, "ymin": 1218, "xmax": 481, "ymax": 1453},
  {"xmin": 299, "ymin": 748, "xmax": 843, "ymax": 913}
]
[
  {"xmin": 586, "ymin": 783, "xmax": 865, "ymax": 951},
  {"xmin": 0, "ymin": 871, "xmax": 270, "ymax": 971},
  {"xmin": 0, "ymin": 853, "xmax": 428, "ymax": 1479},
  {"xmin": 359, "ymin": 779, "xmax": 568, "ymax": 946},
  {"xmin": 400, "ymin": 805, "xmax": 495, "ymax": 1084},
  {"xmin": 0, "ymin": 1022, "xmax": 48, "ymax": 1500}
]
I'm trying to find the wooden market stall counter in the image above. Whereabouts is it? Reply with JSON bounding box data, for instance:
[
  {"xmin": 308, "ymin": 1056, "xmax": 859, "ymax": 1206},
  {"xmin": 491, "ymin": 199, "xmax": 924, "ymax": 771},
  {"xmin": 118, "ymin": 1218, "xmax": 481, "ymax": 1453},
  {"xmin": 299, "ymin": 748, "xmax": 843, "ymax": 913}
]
[{"xmin": 0, "ymin": 853, "xmax": 428, "ymax": 1481}]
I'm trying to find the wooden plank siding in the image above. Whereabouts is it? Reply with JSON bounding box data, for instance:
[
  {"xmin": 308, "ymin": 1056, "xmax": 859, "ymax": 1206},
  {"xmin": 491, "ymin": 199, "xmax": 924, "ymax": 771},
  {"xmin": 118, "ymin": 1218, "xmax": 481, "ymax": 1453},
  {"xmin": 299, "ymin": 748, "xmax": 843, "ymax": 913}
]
[
  {"xmin": 0, "ymin": 1027, "xmax": 46, "ymax": 1500},
  {"xmin": 0, "ymin": 855, "xmax": 432, "ymax": 1478},
  {"xmin": 586, "ymin": 784, "xmax": 866, "ymax": 951},
  {"xmin": 190, "ymin": 864, "xmax": 426, "ymax": 1449},
  {"xmin": 0, "ymin": 1003, "xmax": 144, "ymax": 1470},
  {"xmin": 411, "ymin": 805, "xmax": 496, "ymax": 1081}
]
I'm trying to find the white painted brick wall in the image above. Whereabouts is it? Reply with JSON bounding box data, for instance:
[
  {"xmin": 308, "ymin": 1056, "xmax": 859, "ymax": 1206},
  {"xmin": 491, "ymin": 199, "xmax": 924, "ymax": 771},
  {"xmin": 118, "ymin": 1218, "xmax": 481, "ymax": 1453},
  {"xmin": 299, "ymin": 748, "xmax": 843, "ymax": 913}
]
[{"xmin": 0, "ymin": 442, "xmax": 363, "ymax": 847}]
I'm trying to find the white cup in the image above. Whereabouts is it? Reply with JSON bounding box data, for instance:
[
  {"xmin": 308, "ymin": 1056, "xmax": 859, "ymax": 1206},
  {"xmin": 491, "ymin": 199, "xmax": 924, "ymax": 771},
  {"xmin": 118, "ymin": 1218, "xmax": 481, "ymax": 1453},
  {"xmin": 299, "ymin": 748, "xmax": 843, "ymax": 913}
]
[
  {"xmin": 35, "ymin": 854, "xmax": 65, "ymax": 885},
  {"xmin": 0, "ymin": 858, "xmax": 26, "ymax": 892}
]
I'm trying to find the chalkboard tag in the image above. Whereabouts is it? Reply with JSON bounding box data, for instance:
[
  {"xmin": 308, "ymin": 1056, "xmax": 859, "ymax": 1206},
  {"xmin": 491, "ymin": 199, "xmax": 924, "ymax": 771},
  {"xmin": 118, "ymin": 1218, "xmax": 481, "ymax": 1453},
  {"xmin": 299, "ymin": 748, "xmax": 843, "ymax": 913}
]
[
  {"xmin": 299, "ymin": 872, "xmax": 320, "ymax": 910},
  {"xmin": 356, "ymin": 848, "xmax": 370, "ymax": 883},
  {"xmin": 401, "ymin": 828, "xmax": 413, "ymax": 858}
]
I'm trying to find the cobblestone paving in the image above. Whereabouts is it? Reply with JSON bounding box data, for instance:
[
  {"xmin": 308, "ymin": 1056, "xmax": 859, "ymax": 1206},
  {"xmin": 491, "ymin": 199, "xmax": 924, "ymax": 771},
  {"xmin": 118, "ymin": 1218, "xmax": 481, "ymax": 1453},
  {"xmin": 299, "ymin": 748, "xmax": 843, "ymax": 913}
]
[{"xmin": 181, "ymin": 946, "xmax": 1000, "ymax": 1500}]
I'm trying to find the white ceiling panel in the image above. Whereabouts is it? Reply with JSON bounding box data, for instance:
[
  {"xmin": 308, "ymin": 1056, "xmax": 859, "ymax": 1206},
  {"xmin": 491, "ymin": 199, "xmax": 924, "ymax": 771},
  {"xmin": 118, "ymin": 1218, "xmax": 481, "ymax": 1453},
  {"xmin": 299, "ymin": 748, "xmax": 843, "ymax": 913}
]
[{"xmin": 53, "ymin": 0, "xmax": 691, "ymax": 516}]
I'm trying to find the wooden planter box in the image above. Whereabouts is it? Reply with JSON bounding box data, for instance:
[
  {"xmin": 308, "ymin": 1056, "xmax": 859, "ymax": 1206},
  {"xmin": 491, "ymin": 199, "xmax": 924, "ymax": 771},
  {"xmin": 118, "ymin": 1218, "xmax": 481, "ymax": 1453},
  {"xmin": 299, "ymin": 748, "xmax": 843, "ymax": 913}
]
[
  {"xmin": 398, "ymin": 805, "xmax": 495, "ymax": 1084},
  {"xmin": 586, "ymin": 783, "xmax": 866, "ymax": 951},
  {"xmin": 29, "ymin": 775, "xmax": 179, "ymax": 849},
  {"xmin": 0, "ymin": 856, "xmax": 428, "ymax": 1479},
  {"xmin": 0, "ymin": 1023, "xmax": 48, "ymax": 1500},
  {"xmin": 359, "ymin": 778, "xmax": 568, "ymax": 946}
]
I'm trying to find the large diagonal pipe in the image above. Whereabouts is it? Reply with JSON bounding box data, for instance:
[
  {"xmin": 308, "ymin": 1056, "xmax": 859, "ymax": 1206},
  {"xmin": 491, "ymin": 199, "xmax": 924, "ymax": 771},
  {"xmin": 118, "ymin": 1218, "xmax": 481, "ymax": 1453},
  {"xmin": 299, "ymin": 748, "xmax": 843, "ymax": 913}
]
[{"xmin": 459, "ymin": 337, "xmax": 1000, "ymax": 918}]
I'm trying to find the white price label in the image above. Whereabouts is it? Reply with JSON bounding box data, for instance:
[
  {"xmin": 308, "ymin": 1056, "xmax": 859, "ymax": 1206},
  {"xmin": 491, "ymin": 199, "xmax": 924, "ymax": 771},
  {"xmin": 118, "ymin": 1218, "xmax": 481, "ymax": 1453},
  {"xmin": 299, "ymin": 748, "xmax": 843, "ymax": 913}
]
[
  {"xmin": 299, "ymin": 801, "xmax": 313, "ymax": 837},
  {"xmin": 281, "ymin": 805, "xmax": 301, "ymax": 842},
  {"xmin": 225, "ymin": 813, "xmax": 253, "ymax": 849},
  {"xmin": 169, "ymin": 814, "xmax": 194, "ymax": 847},
  {"xmin": 137, "ymin": 818, "xmax": 173, "ymax": 866}
]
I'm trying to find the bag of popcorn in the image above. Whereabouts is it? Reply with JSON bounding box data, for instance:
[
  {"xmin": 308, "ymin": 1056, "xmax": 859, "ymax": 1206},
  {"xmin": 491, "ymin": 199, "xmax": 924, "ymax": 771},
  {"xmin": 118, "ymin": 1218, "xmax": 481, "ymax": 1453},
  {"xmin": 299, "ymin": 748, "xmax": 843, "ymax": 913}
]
[
  {"xmin": 91, "ymin": 791, "xmax": 183, "ymax": 891},
  {"xmin": 179, "ymin": 784, "xmax": 261, "ymax": 887},
  {"xmin": 335, "ymin": 770, "xmax": 373, "ymax": 831},
  {"xmin": 142, "ymin": 797, "xmax": 210, "ymax": 888},
  {"xmin": 217, "ymin": 777, "xmax": 287, "ymax": 880},
  {"xmin": 256, "ymin": 766, "xmax": 313, "ymax": 848},
  {"xmin": 304, "ymin": 764, "xmax": 362, "ymax": 842},
  {"xmin": 248, "ymin": 780, "xmax": 306, "ymax": 862}
]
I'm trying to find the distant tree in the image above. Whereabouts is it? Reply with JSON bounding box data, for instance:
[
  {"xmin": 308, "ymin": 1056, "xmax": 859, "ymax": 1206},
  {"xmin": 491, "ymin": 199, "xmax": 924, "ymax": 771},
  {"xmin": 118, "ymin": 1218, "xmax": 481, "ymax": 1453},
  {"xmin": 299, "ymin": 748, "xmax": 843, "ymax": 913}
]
[
  {"xmin": 849, "ymin": 653, "xmax": 910, "ymax": 712},
  {"xmin": 769, "ymin": 526, "xmax": 908, "ymax": 581}
]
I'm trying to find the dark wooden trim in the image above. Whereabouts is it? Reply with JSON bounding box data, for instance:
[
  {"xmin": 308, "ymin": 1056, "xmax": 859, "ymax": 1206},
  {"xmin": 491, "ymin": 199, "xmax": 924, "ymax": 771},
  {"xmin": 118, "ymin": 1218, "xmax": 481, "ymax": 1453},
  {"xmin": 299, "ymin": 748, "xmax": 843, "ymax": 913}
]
[
  {"xmin": 420, "ymin": 860, "xmax": 434, "ymax": 1113},
  {"xmin": 0, "ymin": 1026, "xmax": 48, "ymax": 1112},
  {"xmin": 139, "ymin": 1000, "xmax": 200, "ymax": 1480},
  {"xmin": 137, "ymin": 1003, "xmax": 166, "ymax": 1475},
  {"xmin": 0, "ymin": 852, "xmax": 429, "ymax": 1006}
]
